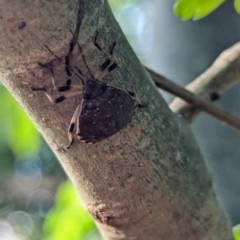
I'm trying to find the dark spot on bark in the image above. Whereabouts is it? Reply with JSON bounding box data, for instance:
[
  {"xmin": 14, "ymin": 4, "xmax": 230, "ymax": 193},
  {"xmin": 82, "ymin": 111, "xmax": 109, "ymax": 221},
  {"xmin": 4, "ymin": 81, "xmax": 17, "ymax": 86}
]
[
  {"xmin": 209, "ymin": 91, "xmax": 220, "ymax": 101},
  {"xmin": 18, "ymin": 21, "xmax": 26, "ymax": 30}
]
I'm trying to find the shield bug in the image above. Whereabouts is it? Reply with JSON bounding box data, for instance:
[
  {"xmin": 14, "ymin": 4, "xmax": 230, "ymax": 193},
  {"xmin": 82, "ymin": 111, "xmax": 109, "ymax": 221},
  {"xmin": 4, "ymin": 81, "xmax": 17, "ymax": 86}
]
[{"xmin": 33, "ymin": 31, "xmax": 143, "ymax": 149}]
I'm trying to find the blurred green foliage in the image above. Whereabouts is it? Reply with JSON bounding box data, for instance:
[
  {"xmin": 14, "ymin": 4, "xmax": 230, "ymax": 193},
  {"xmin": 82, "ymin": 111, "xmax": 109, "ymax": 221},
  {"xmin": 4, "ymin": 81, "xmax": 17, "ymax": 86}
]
[
  {"xmin": 233, "ymin": 225, "xmax": 240, "ymax": 240},
  {"xmin": 2, "ymin": 0, "xmax": 240, "ymax": 239},
  {"xmin": 234, "ymin": 0, "xmax": 240, "ymax": 13},
  {"xmin": 43, "ymin": 181, "xmax": 100, "ymax": 240},
  {"xmin": 0, "ymin": 86, "xmax": 40, "ymax": 156},
  {"xmin": 173, "ymin": 0, "xmax": 240, "ymax": 20},
  {"xmin": 0, "ymin": 84, "xmax": 98, "ymax": 240}
]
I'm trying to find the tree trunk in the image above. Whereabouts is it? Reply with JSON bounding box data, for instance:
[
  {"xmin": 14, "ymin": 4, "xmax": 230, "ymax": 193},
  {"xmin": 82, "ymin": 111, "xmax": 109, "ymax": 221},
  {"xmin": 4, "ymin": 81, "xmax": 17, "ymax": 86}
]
[{"xmin": 0, "ymin": 0, "xmax": 232, "ymax": 239}]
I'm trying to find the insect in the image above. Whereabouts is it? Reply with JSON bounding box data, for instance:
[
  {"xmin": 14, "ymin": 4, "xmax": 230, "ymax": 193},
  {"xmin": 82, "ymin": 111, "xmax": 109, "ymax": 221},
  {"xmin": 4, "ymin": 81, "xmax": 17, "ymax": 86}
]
[{"xmin": 33, "ymin": 31, "xmax": 143, "ymax": 149}]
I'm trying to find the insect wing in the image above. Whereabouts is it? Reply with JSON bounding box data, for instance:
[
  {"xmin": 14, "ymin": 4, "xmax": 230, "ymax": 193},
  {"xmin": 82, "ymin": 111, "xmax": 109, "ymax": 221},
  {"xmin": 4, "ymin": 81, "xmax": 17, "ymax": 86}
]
[{"xmin": 79, "ymin": 87, "xmax": 135, "ymax": 143}]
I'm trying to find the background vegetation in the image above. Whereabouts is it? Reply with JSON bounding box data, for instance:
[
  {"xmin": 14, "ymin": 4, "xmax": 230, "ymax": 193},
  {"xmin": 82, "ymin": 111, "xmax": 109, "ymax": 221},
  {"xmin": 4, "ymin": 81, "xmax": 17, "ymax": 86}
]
[{"xmin": 1, "ymin": 0, "xmax": 240, "ymax": 239}]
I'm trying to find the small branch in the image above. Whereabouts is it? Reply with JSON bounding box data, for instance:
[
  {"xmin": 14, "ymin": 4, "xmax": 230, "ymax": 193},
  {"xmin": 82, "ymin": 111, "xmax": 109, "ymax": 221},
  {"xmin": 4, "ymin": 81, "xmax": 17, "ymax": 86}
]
[
  {"xmin": 148, "ymin": 42, "xmax": 240, "ymax": 122},
  {"xmin": 146, "ymin": 67, "xmax": 240, "ymax": 132}
]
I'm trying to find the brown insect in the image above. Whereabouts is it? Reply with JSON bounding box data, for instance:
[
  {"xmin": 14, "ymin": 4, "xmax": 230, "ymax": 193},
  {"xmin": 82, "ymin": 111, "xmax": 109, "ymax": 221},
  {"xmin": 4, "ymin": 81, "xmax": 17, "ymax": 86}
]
[{"xmin": 32, "ymin": 31, "xmax": 144, "ymax": 149}]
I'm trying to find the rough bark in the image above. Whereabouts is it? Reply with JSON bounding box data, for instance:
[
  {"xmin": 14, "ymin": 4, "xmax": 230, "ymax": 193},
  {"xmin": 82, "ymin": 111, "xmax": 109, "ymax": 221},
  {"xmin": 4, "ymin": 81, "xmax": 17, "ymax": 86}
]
[{"xmin": 0, "ymin": 0, "xmax": 232, "ymax": 239}]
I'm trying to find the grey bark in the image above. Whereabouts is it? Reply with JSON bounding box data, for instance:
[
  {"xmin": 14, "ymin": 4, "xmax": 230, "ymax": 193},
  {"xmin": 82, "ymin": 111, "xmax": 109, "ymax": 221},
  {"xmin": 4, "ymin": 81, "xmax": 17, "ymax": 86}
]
[
  {"xmin": 169, "ymin": 42, "xmax": 240, "ymax": 122},
  {"xmin": 0, "ymin": 0, "xmax": 232, "ymax": 239},
  {"xmin": 147, "ymin": 67, "xmax": 240, "ymax": 133}
]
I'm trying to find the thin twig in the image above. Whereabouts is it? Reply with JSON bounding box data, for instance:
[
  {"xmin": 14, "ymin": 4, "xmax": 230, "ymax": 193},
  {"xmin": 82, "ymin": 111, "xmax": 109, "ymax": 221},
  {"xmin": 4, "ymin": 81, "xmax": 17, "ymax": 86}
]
[
  {"xmin": 149, "ymin": 42, "xmax": 240, "ymax": 122},
  {"xmin": 146, "ymin": 67, "xmax": 240, "ymax": 132}
]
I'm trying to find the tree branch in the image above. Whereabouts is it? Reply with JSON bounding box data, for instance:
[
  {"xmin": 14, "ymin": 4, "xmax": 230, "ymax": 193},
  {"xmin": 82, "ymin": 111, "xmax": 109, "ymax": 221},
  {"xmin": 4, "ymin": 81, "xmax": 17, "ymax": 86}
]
[
  {"xmin": 147, "ymin": 67, "xmax": 240, "ymax": 132},
  {"xmin": 160, "ymin": 42, "xmax": 240, "ymax": 122},
  {"xmin": 0, "ymin": 0, "xmax": 232, "ymax": 239}
]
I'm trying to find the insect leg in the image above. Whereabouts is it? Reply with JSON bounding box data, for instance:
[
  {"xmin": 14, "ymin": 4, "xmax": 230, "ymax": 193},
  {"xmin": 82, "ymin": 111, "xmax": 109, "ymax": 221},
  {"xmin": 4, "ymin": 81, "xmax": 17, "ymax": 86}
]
[
  {"xmin": 55, "ymin": 90, "xmax": 82, "ymax": 103},
  {"xmin": 31, "ymin": 63, "xmax": 56, "ymax": 103},
  {"xmin": 58, "ymin": 85, "xmax": 82, "ymax": 92},
  {"xmin": 76, "ymin": 116, "xmax": 83, "ymax": 141},
  {"xmin": 101, "ymin": 63, "xmax": 117, "ymax": 79},
  {"xmin": 42, "ymin": 44, "xmax": 86, "ymax": 86},
  {"xmin": 47, "ymin": 64, "xmax": 57, "ymax": 90},
  {"xmin": 57, "ymin": 79, "xmax": 83, "ymax": 92},
  {"xmin": 37, "ymin": 62, "xmax": 57, "ymax": 90},
  {"xmin": 31, "ymin": 87, "xmax": 54, "ymax": 103},
  {"xmin": 95, "ymin": 62, "xmax": 118, "ymax": 80},
  {"xmin": 66, "ymin": 102, "xmax": 83, "ymax": 149},
  {"xmin": 92, "ymin": 31, "xmax": 119, "ymax": 80},
  {"xmin": 93, "ymin": 31, "xmax": 116, "ymax": 57},
  {"xmin": 76, "ymin": 41, "xmax": 94, "ymax": 78},
  {"xmin": 94, "ymin": 59, "xmax": 111, "ymax": 79},
  {"xmin": 127, "ymin": 91, "xmax": 146, "ymax": 108}
]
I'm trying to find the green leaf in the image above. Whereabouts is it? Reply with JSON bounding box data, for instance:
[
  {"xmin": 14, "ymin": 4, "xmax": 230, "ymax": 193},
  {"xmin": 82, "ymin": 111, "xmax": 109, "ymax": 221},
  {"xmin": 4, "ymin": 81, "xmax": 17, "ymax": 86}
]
[
  {"xmin": 0, "ymin": 86, "xmax": 41, "ymax": 155},
  {"xmin": 174, "ymin": 0, "xmax": 226, "ymax": 21},
  {"xmin": 234, "ymin": 0, "xmax": 240, "ymax": 14},
  {"xmin": 43, "ymin": 181, "xmax": 99, "ymax": 240},
  {"xmin": 233, "ymin": 224, "xmax": 240, "ymax": 240},
  {"xmin": 174, "ymin": 0, "xmax": 198, "ymax": 20}
]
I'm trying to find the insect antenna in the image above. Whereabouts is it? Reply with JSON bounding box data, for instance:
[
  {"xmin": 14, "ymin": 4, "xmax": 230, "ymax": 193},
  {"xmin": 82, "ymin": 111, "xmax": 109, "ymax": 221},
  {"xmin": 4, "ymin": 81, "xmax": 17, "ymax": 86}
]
[
  {"xmin": 42, "ymin": 44, "xmax": 86, "ymax": 86},
  {"xmin": 93, "ymin": 31, "xmax": 118, "ymax": 64},
  {"xmin": 76, "ymin": 41, "xmax": 94, "ymax": 79},
  {"xmin": 75, "ymin": 67, "xmax": 86, "ymax": 86},
  {"xmin": 43, "ymin": 44, "xmax": 63, "ymax": 63}
]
